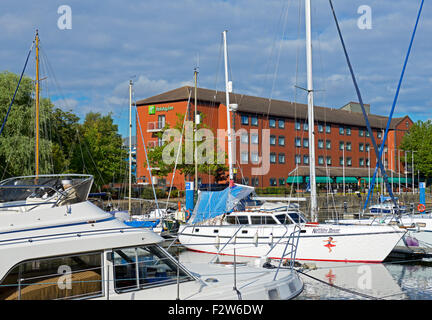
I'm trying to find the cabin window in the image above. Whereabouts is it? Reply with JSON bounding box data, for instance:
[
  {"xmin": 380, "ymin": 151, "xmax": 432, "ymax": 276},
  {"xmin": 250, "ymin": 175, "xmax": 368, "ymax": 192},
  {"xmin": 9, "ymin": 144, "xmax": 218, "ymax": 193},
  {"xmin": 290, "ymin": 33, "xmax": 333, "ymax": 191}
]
[
  {"xmin": 113, "ymin": 245, "xmax": 193, "ymax": 293},
  {"xmin": 287, "ymin": 212, "xmax": 306, "ymax": 224},
  {"xmin": 251, "ymin": 216, "xmax": 277, "ymax": 224},
  {"xmin": 0, "ymin": 251, "xmax": 103, "ymax": 300},
  {"xmin": 226, "ymin": 215, "xmax": 249, "ymax": 224},
  {"xmin": 275, "ymin": 214, "xmax": 292, "ymax": 224}
]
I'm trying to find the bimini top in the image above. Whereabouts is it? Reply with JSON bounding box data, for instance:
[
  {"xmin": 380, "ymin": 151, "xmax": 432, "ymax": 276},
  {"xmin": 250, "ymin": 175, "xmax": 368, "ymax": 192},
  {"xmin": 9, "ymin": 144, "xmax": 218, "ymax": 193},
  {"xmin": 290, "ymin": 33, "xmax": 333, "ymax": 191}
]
[
  {"xmin": 0, "ymin": 174, "xmax": 93, "ymax": 212},
  {"xmin": 189, "ymin": 184, "xmax": 254, "ymax": 224}
]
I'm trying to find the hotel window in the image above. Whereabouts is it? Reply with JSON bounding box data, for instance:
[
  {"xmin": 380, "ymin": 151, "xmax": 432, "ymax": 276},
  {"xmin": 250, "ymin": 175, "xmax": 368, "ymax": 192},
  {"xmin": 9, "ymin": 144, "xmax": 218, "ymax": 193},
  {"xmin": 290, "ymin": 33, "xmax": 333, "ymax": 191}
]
[
  {"xmin": 318, "ymin": 156, "xmax": 324, "ymax": 165},
  {"xmin": 270, "ymin": 152, "xmax": 276, "ymax": 164},
  {"xmin": 366, "ymin": 130, "xmax": 370, "ymax": 137},
  {"xmin": 366, "ymin": 158, "xmax": 370, "ymax": 167},
  {"xmin": 270, "ymin": 135, "xmax": 276, "ymax": 146},
  {"xmin": 241, "ymin": 115, "xmax": 249, "ymax": 125},
  {"xmin": 365, "ymin": 143, "xmax": 370, "ymax": 152},
  {"xmin": 359, "ymin": 143, "xmax": 364, "ymax": 152},
  {"xmin": 326, "ymin": 156, "xmax": 332, "ymax": 165},
  {"xmin": 347, "ymin": 157, "xmax": 352, "ymax": 167},
  {"xmin": 270, "ymin": 178, "xmax": 277, "ymax": 186},
  {"xmin": 240, "ymin": 133, "xmax": 248, "ymax": 144},
  {"xmin": 269, "ymin": 118, "xmax": 276, "ymax": 128},
  {"xmin": 377, "ymin": 131, "xmax": 382, "ymax": 139},
  {"xmin": 326, "ymin": 124, "xmax": 331, "ymax": 133},
  {"xmin": 318, "ymin": 123, "xmax": 324, "ymax": 133},
  {"xmin": 339, "ymin": 126, "xmax": 344, "ymax": 135},
  {"xmin": 339, "ymin": 157, "xmax": 344, "ymax": 166},
  {"xmin": 359, "ymin": 158, "xmax": 364, "ymax": 167},
  {"xmin": 279, "ymin": 178, "xmax": 285, "ymax": 186},
  {"xmin": 251, "ymin": 152, "xmax": 259, "ymax": 163},
  {"xmin": 241, "ymin": 151, "xmax": 248, "ymax": 164},
  {"xmin": 346, "ymin": 142, "xmax": 352, "ymax": 151},
  {"xmin": 326, "ymin": 140, "xmax": 331, "ymax": 150},
  {"xmin": 158, "ymin": 137, "xmax": 163, "ymax": 147},
  {"xmin": 339, "ymin": 141, "xmax": 344, "ymax": 150},
  {"xmin": 303, "ymin": 155, "xmax": 309, "ymax": 164},
  {"xmin": 295, "ymin": 137, "xmax": 301, "ymax": 147},
  {"xmin": 295, "ymin": 120, "xmax": 301, "ymax": 130},
  {"xmin": 303, "ymin": 122, "xmax": 308, "ymax": 131},
  {"xmin": 251, "ymin": 177, "xmax": 259, "ymax": 186},
  {"xmin": 251, "ymin": 116, "xmax": 258, "ymax": 126},
  {"xmin": 278, "ymin": 153, "xmax": 285, "ymax": 164},
  {"xmin": 346, "ymin": 127, "xmax": 351, "ymax": 136},
  {"xmin": 278, "ymin": 136, "xmax": 285, "ymax": 146},
  {"xmin": 295, "ymin": 155, "xmax": 301, "ymax": 165},
  {"xmin": 318, "ymin": 139, "xmax": 324, "ymax": 149},
  {"xmin": 303, "ymin": 138, "xmax": 309, "ymax": 148},
  {"xmin": 242, "ymin": 177, "xmax": 249, "ymax": 185},
  {"xmin": 359, "ymin": 128, "xmax": 364, "ymax": 137},
  {"xmin": 251, "ymin": 133, "xmax": 259, "ymax": 144},
  {"xmin": 278, "ymin": 119, "xmax": 285, "ymax": 129}
]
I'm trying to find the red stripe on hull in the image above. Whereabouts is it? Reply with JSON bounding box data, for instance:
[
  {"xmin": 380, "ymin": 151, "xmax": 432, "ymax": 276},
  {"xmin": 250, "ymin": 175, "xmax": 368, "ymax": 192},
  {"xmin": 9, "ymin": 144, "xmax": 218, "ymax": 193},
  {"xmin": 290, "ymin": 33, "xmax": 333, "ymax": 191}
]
[{"xmin": 186, "ymin": 248, "xmax": 383, "ymax": 264}]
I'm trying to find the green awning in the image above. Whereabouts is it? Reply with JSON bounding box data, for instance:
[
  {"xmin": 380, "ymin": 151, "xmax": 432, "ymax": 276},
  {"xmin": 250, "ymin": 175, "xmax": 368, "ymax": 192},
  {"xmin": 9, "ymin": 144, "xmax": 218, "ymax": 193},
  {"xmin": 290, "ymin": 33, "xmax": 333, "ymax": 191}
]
[
  {"xmin": 361, "ymin": 177, "xmax": 412, "ymax": 184},
  {"xmin": 286, "ymin": 176, "xmax": 303, "ymax": 183},
  {"xmin": 361, "ymin": 177, "xmax": 383, "ymax": 183},
  {"xmin": 336, "ymin": 177, "xmax": 358, "ymax": 184},
  {"xmin": 306, "ymin": 176, "xmax": 334, "ymax": 183}
]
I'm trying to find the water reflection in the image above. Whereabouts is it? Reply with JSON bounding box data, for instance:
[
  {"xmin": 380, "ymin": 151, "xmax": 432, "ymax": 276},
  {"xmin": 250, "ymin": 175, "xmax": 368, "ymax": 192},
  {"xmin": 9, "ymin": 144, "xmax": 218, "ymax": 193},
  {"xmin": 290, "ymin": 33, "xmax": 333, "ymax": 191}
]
[{"xmin": 177, "ymin": 250, "xmax": 432, "ymax": 300}]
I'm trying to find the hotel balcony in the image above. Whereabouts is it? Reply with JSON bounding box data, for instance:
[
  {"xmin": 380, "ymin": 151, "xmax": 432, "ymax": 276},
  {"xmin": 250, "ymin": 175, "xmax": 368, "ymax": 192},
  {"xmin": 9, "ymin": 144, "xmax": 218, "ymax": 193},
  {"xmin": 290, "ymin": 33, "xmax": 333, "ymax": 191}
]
[{"xmin": 147, "ymin": 121, "xmax": 164, "ymax": 132}]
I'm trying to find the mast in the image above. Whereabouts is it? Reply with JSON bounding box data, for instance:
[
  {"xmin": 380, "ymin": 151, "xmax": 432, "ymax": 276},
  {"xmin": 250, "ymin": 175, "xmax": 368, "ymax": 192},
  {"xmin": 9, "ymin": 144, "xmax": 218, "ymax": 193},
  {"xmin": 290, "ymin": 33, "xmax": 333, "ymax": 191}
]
[
  {"xmin": 194, "ymin": 69, "xmax": 198, "ymax": 191},
  {"xmin": 35, "ymin": 30, "xmax": 40, "ymax": 178},
  {"xmin": 305, "ymin": 0, "xmax": 318, "ymax": 221},
  {"xmin": 128, "ymin": 80, "xmax": 133, "ymax": 217},
  {"xmin": 223, "ymin": 30, "xmax": 234, "ymax": 187}
]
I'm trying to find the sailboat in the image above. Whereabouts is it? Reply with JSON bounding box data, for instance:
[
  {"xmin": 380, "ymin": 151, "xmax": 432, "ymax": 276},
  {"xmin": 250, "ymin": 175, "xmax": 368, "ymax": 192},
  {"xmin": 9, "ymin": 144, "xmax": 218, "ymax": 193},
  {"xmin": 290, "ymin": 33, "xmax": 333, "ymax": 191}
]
[
  {"xmin": 178, "ymin": 2, "xmax": 406, "ymax": 264},
  {"xmin": 0, "ymin": 31, "xmax": 305, "ymax": 301}
]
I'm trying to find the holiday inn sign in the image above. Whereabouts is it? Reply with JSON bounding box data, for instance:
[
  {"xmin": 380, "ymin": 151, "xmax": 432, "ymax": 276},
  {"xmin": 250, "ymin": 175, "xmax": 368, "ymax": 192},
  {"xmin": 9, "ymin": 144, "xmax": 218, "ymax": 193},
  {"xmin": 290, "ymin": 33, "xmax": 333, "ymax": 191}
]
[{"xmin": 148, "ymin": 105, "xmax": 174, "ymax": 114}]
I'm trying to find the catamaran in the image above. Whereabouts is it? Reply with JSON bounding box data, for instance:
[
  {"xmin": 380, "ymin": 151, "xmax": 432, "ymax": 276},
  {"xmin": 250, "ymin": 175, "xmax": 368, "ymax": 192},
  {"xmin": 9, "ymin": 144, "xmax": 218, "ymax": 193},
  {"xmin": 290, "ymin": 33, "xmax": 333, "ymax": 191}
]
[{"xmin": 178, "ymin": 3, "xmax": 406, "ymax": 264}]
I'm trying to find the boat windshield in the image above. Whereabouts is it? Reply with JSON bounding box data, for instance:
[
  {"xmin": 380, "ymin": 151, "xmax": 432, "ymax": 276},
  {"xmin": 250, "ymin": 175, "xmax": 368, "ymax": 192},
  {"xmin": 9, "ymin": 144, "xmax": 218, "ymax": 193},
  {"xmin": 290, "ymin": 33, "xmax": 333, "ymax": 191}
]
[
  {"xmin": 286, "ymin": 212, "xmax": 307, "ymax": 224},
  {"xmin": 0, "ymin": 174, "xmax": 93, "ymax": 206}
]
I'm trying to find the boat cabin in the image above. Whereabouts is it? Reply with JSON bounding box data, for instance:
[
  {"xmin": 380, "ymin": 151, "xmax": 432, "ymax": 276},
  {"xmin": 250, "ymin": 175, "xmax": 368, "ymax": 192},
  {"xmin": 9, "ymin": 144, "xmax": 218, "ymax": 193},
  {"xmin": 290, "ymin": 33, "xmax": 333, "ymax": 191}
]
[{"xmin": 223, "ymin": 211, "xmax": 307, "ymax": 225}]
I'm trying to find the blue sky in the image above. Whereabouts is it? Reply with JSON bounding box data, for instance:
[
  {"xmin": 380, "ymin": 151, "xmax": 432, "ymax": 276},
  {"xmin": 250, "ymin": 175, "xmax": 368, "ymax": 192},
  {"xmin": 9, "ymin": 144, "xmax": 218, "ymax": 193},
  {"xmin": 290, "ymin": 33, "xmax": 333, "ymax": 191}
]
[{"xmin": 1, "ymin": 0, "xmax": 430, "ymax": 137}]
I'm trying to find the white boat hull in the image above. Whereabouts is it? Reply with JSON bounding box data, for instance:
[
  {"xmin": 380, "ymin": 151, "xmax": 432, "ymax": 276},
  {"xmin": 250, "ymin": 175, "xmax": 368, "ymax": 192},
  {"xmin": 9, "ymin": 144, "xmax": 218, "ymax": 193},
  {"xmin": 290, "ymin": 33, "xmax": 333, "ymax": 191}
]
[
  {"xmin": 178, "ymin": 223, "xmax": 405, "ymax": 263},
  {"xmin": 331, "ymin": 214, "xmax": 432, "ymax": 248}
]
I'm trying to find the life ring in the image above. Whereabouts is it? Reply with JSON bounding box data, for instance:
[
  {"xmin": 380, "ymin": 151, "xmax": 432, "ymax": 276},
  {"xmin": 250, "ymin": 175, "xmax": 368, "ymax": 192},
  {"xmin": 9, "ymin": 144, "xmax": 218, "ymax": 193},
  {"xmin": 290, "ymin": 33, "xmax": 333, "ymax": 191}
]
[{"xmin": 418, "ymin": 203, "xmax": 426, "ymax": 213}]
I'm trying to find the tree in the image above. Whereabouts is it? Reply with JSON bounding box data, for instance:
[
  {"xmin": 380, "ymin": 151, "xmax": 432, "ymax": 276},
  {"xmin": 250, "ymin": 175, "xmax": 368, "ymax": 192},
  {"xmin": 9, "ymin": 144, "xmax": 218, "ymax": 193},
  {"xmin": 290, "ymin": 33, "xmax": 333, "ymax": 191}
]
[
  {"xmin": 0, "ymin": 71, "xmax": 54, "ymax": 177},
  {"xmin": 146, "ymin": 113, "xmax": 228, "ymax": 185},
  {"xmin": 400, "ymin": 120, "xmax": 432, "ymax": 179},
  {"xmin": 71, "ymin": 112, "xmax": 127, "ymax": 189}
]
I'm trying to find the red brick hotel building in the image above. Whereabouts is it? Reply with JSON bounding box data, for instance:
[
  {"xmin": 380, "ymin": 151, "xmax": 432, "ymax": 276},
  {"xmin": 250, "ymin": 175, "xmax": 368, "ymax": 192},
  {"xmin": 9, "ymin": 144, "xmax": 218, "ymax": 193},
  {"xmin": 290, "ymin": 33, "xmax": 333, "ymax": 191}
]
[{"xmin": 135, "ymin": 86, "xmax": 413, "ymax": 190}]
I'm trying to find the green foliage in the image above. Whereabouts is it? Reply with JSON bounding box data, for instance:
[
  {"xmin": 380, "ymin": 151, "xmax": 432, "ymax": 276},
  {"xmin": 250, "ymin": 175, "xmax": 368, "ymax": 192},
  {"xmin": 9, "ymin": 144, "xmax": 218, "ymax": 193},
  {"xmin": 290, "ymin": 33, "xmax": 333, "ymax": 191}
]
[
  {"xmin": 400, "ymin": 120, "xmax": 432, "ymax": 179},
  {"xmin": 146, "ymin": 112, "xmax": 228, "ymax": 182},
  {"xmin": 0, "ymin": 71, "xmax": 127, "ymax": 188},
  {"xmin": 72, "ymin": 112, "xmax": 127, "ymax": 189}
]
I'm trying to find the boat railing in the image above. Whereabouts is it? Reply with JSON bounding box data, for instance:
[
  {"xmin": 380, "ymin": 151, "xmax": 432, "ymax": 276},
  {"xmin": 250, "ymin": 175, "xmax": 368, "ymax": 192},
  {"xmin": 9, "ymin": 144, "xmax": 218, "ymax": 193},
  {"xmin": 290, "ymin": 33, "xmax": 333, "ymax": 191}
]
[{"xmin": 273, "ymin": 224, "xmax": 301, "ymax": 281}]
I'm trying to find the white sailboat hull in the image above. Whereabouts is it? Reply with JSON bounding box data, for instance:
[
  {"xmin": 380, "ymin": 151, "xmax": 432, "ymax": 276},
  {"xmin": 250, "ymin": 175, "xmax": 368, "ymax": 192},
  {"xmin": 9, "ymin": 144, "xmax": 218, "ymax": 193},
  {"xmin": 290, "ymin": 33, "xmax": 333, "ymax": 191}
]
[
  {"xmin": 333, "ymin": 214, "xmax": 432, "ymax": 248},
  {"xmin": 179, "ymin": 223, "xmax": 405, "ymax": 263}
]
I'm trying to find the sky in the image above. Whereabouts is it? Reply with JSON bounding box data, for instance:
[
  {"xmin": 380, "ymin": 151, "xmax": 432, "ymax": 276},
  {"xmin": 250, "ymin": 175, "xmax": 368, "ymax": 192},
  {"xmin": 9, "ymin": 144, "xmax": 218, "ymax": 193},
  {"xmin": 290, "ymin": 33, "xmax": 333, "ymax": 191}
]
[{"xmin": 0, "ymin": 0, "xmax": 430, "ymax": 138}]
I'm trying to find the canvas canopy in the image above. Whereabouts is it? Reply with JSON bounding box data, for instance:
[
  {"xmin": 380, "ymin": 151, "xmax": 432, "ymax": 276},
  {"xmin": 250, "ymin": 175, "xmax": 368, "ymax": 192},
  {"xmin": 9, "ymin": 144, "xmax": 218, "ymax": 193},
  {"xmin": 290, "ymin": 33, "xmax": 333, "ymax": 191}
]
[{"xmin": 189, "ymin": 184, "xmax": 254, "ymax": 224}]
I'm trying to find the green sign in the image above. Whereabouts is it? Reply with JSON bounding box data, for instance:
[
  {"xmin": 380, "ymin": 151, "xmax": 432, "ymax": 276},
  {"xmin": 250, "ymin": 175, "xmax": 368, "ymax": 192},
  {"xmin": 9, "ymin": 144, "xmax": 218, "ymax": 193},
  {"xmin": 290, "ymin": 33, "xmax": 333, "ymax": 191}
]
[
  {"xmin": 148, "ymin": 105, "xmax": 155, "ymax": 115},
  {"xmin": 156, "ymin": 106, "xmax": 174, "ymax": 112}
]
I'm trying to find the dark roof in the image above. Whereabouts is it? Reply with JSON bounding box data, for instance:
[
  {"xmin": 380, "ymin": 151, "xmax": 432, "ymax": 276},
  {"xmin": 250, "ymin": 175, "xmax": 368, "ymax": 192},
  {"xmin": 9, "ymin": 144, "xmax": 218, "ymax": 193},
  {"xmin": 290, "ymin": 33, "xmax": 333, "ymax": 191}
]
[{"xmin": 136, "ymin": 86, "xmax": 409, "ymax": 130}]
